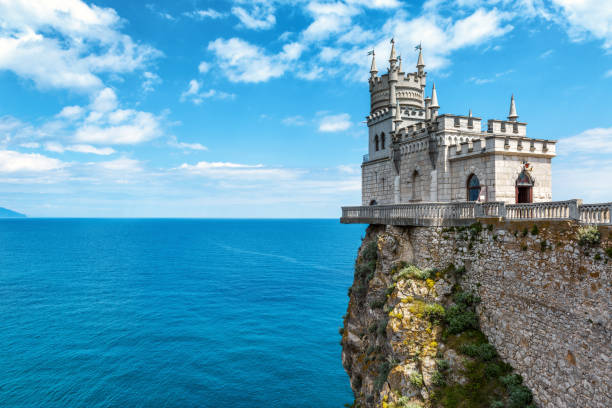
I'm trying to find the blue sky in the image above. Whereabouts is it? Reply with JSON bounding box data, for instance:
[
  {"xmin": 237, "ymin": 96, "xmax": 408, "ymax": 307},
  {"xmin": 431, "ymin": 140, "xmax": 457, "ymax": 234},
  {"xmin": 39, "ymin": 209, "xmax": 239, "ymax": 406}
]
[{"xmin": 0, "ymin": 0, "xmax": 611, "ymax": 217}]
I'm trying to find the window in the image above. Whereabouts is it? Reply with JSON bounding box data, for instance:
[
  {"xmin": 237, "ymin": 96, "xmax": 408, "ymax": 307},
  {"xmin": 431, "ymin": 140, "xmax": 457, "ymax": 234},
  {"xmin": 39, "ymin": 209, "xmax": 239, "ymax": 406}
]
[
  {"xmin": 381, "ymin": 133, "xmax": 386, "ymax": 150},
  {"xmin": 375, "ymin": 135, "xmax": 379, "ymax": 151},
  {"xmin": 454, "ymin": 117, "xmax": 460, "ymax": 127},
  {"xmin": 467, "ymin": 174, "xmax": 481, "ymax": 202},
  {"xmin": 513, "ymin": 123, "xmax": 518, "ymax": 133},
  {"xmin": 501, "ymin": 122, "xmax": 506, "ymax": 132},
  {"xmin": 411, "ymin": 170, "xmax": 420, "ymax": 201},
  {"xmin": 516, "ymin": 170, "xmax": 533, "ymax": 203}
]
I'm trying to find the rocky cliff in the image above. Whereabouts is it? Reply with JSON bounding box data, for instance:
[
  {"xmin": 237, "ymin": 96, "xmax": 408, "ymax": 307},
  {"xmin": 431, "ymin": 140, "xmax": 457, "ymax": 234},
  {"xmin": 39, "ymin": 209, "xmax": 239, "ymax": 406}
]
[{"xmin": 341, "ymin": 222, "xmax": 611, "ymax": 408}]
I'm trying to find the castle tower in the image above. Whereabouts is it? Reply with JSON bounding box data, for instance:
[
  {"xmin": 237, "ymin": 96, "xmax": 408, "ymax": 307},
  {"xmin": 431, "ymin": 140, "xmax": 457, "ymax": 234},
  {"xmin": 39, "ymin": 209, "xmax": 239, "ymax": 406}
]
[{"xmin": 508, "ymin": 94, "xmax": 519, "ymax": 121}]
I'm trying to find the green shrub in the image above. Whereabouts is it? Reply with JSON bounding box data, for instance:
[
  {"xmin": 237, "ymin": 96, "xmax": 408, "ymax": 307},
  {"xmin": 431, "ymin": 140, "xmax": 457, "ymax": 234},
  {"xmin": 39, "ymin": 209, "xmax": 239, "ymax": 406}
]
[
  {"xmin": 530, "ymin": 225, "xmax": 539, "ymax": 235},
  {"xmin": 522, "ymin": 228, "xmax": 528, "ymax": 237},
  {"xmin": 432, "ymin": 370, "xmax": 446, "ymax": 386},
  {"xmin": 460, "ymin": 343, "xmax": 497, "ymax": 361},
  {"xmin": 368, "ymin": 322, "xmax": 377, "ymax": 333},
  {"xmin": 393, "ymin": 397, "xmax": 422, "ymax": 408},
  {"xmin": 377, "ymin": 318, "xmax": 388, "ymax": 337},
  {"xmin": 487, "ymin": 224, "xmax": 494, "ymax": 232},
  {"xmin": 500, "ymin": 374, "xmax": 523, "ymax": 387},
  {"xmin": 362, "ymin": 241, "xmax": 378, "ymax": 261},
  {"xmin": 470, "ymin": 222, "xmax": 483, "ymax": 236},
  {"xmin": 594, "ymin": 253, "xmax": 602, "ymax": 261},
  {"xmin": 395, "ymin": 265, "xmax": 434, "ymax": 281},
  {"xmin": 424, "ymin": 303, "xmax": 446, "ymax": 324},
  {"xmin": 484, "ymin": 362, "xmax": 502, "ymax": 378},
  {"xmin": 454, "ymin": 291, "xmax": 481, "ymax": 307},
  {"xmin": 490, "ymin": 401, "xmax": 504, "ymax": 408},
  {"xmin": 540, "ymin": 240, "xmax": 547, "ymax": 252},
  {"xmin": 578, "ymin": 226, "xmax": 601, "ymax": 246},
  {"xmin": 606, "ymin": 247, "xmax": 612, "ymax": 258},
  {"xmin": 409, "ymin": 372, "xmax": 424, "ymax": 388},
  {"xmin": 385, "ymin": 283, "xmax": 396, "ymax": 297},
  {"xmin": 446, "ymin": 306, "xmax": 478, "ymax": 334},
  {"xmin": 436, "ymin": 359, "xmax": 450, "ymax": 371},
  {"xmin": 338, "ymin": 327, "xmax": 344, "ymax": 335},
  {"xmin": 508, "ymin": 384, "xmax": 533, "ymax": 407}
]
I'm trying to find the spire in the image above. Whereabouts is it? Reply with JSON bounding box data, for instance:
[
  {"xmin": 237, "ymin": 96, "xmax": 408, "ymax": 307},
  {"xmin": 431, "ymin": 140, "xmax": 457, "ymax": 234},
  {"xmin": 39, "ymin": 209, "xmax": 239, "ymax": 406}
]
[
  {"xmin": 508, "ymin": 94, "xmax": 518, "ymax": 121},
  {"xmin": 398, "ymin": 55, "xmax": 402, "ymax": 72},
  {"xmin": 417, "ymin": 49, "xmax": 424, "ymax": 69},
  {"xmin": 430, "ymin": 82, "xmax": 439, "ymax": 109},
  {"xmin": 389, "ymin": 38, "xmax": 397, "ymax": 64},
  {"xmin": 369, "ymin": 50, "xmax": 378, "ymax": 76},
  {"xmin": 469, "ymin": 108, "xmax": 472, "ymax": 117}
]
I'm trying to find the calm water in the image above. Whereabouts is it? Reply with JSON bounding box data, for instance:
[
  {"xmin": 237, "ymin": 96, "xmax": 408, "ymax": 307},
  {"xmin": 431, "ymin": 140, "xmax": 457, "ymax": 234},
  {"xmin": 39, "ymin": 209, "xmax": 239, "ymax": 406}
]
[{"xmin": 0, "ymin": 219, "xmax": 365, "ymax": 408}]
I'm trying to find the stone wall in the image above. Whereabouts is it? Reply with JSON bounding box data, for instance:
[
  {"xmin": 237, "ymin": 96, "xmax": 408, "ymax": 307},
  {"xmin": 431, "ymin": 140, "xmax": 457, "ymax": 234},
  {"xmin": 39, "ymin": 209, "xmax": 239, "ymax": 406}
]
[{"xmin": 378, "ymin": 220, "xmax": 611, "ymax": 407}]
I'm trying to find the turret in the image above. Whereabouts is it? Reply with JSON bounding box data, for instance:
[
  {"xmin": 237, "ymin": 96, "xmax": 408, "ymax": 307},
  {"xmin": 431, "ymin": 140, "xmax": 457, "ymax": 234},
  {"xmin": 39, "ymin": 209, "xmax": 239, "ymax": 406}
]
[
  {"xmin": 417, "ymin": 48, "xmax": 425, "ymax": 76},
  {"xmin": 508, "ymin": 94, "xmax": 518, "ymax": 121},
  {"xmin": 398, "ymin": 56, "xmax": 402, "ymax": 73},
  {"xmin": 393, "ymin": 100, "xmax": 402, "ymax": 132},
  {"xmin": 429, "ymin": 82, "xmax": 439, "ymax": 119},
  {"xmin": 388, "ymin": 38, "xmax": 398, "ymax": 107},
  {"xmin": 369, "ymin": 50, "xmax": 378, "ymax": 78}
]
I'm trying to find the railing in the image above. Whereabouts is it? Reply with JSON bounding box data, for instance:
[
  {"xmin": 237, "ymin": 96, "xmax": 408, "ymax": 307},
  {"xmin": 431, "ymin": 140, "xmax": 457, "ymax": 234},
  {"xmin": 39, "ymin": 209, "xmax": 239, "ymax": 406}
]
[
  {"xmin": 580, "ymin": 203, "xmax": 612, "ymax": 225},
  {"xmin": 341, "ymin": 200, "xmax": 612, "ymax": 226}
]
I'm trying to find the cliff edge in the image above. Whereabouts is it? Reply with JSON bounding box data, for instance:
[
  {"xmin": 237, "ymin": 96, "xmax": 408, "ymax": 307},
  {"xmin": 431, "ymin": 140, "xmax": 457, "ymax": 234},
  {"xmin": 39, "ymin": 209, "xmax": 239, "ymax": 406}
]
[{"xmin": 341, "ymin": 222, "xmax": 611, "ymax": 408}]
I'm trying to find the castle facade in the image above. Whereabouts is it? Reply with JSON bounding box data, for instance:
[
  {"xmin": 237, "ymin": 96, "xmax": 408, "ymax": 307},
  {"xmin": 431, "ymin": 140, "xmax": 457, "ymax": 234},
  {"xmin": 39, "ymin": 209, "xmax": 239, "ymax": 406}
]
[{"xmin": 362, "ymin": 40, "xmax": 556, "ymax": 206}]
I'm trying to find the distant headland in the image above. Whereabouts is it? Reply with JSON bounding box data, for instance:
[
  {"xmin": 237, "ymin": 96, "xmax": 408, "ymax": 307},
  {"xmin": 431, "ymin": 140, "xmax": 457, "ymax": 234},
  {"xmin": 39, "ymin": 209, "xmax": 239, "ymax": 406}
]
[{"xmin": 0, "ymin": 207, "xmax": 26, "ymax": 218}]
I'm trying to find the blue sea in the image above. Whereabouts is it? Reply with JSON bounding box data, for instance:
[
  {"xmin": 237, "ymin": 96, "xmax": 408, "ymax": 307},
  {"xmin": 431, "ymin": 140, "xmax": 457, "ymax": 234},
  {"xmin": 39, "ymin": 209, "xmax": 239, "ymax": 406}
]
[{"xmin": 0, "ymin": 219, "xmax": 365, "ymax": 408}]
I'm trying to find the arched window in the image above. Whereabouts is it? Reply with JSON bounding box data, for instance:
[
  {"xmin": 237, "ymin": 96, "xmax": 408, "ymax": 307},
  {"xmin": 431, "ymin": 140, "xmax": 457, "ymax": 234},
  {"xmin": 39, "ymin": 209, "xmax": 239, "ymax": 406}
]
[
  {"xmin": 467, "ymin": 174, "xmax": 481, "ymax": 202},
  {"xmin": 381, "ymin": 133, "xmax": 386, "ymax": 150},
  {"xmin": 369, "ymin": 199, "xmax": 378, "ymax": 206},
  {"xmin": 411, "ymin": 170, "xmax": 420, "ymax": 201},
  {"xmin": 516, "ymin": 171, "xmax": 533, "ymax": 203},
  {"xmin": 375, "ymin": 135, "xmax": 379, "ymax": 151}
]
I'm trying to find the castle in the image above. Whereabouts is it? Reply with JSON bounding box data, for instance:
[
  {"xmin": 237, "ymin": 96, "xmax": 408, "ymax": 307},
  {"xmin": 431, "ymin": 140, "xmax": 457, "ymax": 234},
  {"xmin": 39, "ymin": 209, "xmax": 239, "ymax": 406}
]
[{"xmin": 362, "ymin": 40, "xmax": 556, "ymax": 206}]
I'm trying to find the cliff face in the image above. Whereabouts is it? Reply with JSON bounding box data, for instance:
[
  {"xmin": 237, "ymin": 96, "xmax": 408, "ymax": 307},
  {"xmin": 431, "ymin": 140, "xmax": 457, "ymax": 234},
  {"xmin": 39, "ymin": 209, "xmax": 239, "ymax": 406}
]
[{"xmin": 341, "ymin": 222, "xmax": 611, "ymax": 408}]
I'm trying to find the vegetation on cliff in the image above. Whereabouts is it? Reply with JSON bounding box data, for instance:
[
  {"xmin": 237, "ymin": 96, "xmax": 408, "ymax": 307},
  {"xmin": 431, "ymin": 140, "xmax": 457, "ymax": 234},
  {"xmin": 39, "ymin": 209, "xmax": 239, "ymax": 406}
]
[{"xmin": 341, "ymin": 228, "xmax": 536, "ymax": 408}]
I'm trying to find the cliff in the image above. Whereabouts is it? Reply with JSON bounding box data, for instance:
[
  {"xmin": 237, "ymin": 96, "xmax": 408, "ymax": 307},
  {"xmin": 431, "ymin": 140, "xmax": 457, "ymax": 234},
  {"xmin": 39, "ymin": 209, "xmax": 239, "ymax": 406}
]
[{"xmin": 341, "ymin": 221, "xmax": 611, "ymax": 408}]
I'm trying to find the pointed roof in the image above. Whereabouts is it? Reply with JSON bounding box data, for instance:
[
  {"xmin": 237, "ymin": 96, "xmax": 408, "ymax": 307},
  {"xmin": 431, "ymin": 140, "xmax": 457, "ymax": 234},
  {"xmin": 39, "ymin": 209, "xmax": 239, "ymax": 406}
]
[
  {"xmin": 370, "ymin": 50, "xmax": 378, "ymax": 74},
  {"xmin": 394, "ymin": 101, "xmax": 402, "ymax": 123},
  {"xmin": 417, "ymin": 49, "xmax": 425, "ymax": 68},
  {"xmin": 430, "ymin": 82, "xmax": 439, "ymax": 109},
  {"xmin": 508, "ymin": 94, "xmax": 518, "ymax": 121},
  {"xmin": 389, "ymin": 38, "xmax": 397, "ymax": 63}
]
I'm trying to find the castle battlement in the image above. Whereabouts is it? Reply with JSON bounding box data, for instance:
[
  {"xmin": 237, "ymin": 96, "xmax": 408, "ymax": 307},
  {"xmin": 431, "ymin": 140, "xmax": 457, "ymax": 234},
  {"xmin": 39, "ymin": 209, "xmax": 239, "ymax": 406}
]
[{"xmin": 359, "ymin": 40, "xmax": 557, "ymax": 205}]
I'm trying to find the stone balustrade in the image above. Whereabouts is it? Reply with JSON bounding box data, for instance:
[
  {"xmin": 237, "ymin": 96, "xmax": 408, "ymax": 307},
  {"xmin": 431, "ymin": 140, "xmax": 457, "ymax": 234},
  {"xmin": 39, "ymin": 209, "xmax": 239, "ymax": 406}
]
[{"xmin": 341, "ymin": 200, "xmax": 612, "ymax": 226}]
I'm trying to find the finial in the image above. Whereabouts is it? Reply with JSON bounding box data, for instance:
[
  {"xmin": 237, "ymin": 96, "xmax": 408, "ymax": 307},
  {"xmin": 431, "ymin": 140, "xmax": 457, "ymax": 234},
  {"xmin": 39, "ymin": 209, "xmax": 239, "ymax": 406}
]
[
  {"xmin": 508, "ymin": 94, "xmax": 518, "ymax": 121},
  {"xmin": 430, "ymin": 82, "xmax": 439, "ymax": 109},
  {"xmin": 398, "ymin": 55, "xmax": 402, "ymax": 72},
  {"xmin": 394, "ymin": 100, "xmax": 402, "ymax": 123},
  {"xmin": 368, "ymin": 49, "xmax": 377, "ymax": 75},
  {"xmin": 389, "ymin": 38, "xmax": 397, "ymax": 64},
  {"xmin": 469, "ymin": 108, "xmax": 472, "ymax": 117}
]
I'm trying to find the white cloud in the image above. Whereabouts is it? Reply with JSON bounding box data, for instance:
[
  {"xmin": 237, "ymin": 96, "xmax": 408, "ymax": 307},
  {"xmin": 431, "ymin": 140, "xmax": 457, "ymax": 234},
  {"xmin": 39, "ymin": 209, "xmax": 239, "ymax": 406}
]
[
  {"xmin": 337, "ymin": 164, "xmax": 359, "ymax": 174},
  {"xmin": 302, "ymin": 1, "xmax": 360, "ymax": 42},
  {"xmin": 57, "ymin": 106, "xmax": 85, "ymax": 120},
  {"xmin": 232, "ymin": 6, "xmax": 276, "ymax": 30},
  {"xmin": 605, "ymin": 69, "xmax": 612, "ymax": 78},
  {"xmin": 142, "ymin": 71, "xmax": 161, "ymax": 92},
  {"xmin": 45, "ymin": 142, "xmax": 115, "ymax": 155},
  {"xmin": 184, "ymin": 9, "xmax": 227, "ymax": 20},
  {"xmin": 539, "ymin": 49, "xmax": 554, "ymax": 58},
  {"xmin": 91, "ymin": 87, "xmax": 118, "ymax": 112},
  {"xmin": 318, "ymin": 113, "xmax": 352, "ymax": 132},
  {"xmin": 0, "ymin": 0, "xmax": 160, "ymax": 93},
  {"xmin": 282, "ymin": 116, "xmax": 307, "ymax": 126},
  {"xmin": 467, "ymin": 69, "xmax": 514, "ymax": 85},
  {"xmin": 207, "ymin": 38, "xmax": 288, "ymax": 82},
  {"xmin": 180, "ymin": 79, "xmax": 235, "ymax": 104},
  {"xmin": 198, "ymin": 61, "xmax": 211, "ymax": 73},
  {"xmin": 551, "ymin": 0, "xmax": 612, "ymax": 49},
  {"xmin": 98, "ymin": 157, "xmax": 142, "ymax": 172},
  {"xmin": 0, "ymin": 150, "xmax": 66, "ymax": 173},
  {"xmin": 179, "ymin": 161, "xmax": 300, "ymax": 180},
  {"xmin": 75, "ymin": 110, "xmax": 161, "ymax": 145},
  {"xmin": 558, "ymin": 127, "xmax": 612, "ymax": 155},
  {"xmin": 168, "ymin": 136, "xmax": 208, "ymax": 151},
  {"xmin": 19, "ymin": 142, "xmax": 40, "ymax": 149}
]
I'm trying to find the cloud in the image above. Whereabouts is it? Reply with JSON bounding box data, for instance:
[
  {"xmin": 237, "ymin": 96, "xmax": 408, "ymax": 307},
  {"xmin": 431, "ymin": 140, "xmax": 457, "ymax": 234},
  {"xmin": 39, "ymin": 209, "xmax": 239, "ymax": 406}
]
[
  {"xmin": 145, "ymin": 4, "xmax": 175, "ymax": 21},
  {"xmin": 75, "ymin": 110, "xmax": 161, "ymax": 145},
  {"xmin": 467, "ymin": 69, "xmax": 514, "ymax": 85},
  {"xmin": 232, "ymin": 6, "xmax": 276, "ymax": 30},
  {"xmin": 550, "ymin": 0, "xmax": 612, "ymax": 49},
  {"xmin": 207, "ymin": 38, "xmax": 288, "ymax": 82},
  {"xmin": 57, "ymin": 106, "xmax": 85, "ymax": 120},
  {"xmin": 184, "ymin": 9, "xmax": 227, "ymax": 20},
  {"xmin": 180, "ymin": 79, "xmax": 235, "ymax": 104},
  {"xmin": 282, "ymin": 116, "xmax": 307, "ymax": 126},
  {"xmin": 142, "ymin": 71, "xmax": 161, "ymax": 92},
  {"xmin": 198, "ymin": 61, "xmax": 211, "ymax": 73},
  {"xmin": 179, "ymin": 161, "xmax": 300, "ymax": 180},
  {"xmin": 44, "ymin": 142, "xmax": 115, "ymax": 155},
  {"xmin": 605, "ymin": 69, "xmax": 612, "ymax": 78},
  {"xmin": 0, "ymin": 150, "xmax": 66, "ymax": 173},
  {"xmin": 0, "ymin": 0, "xmax": 161, "ymax": 94},
  {"xmin": 168, "ymin": 136, "xmax": 208, "ymax": 151},
  {"xmin": 337, "ymin": 164, "xmax": 359, "ymax": 174},
  {"xmin": 557, "ymin": 127, "xmax": 612, "ymax": 155},
  {"xmin": 98, "ymin": 157, "xmax": 142, "ymax": 172},
  {"xmin": 539, "ymin": 49, "xmax": 554, "ymax": 58},
  {"xmin": 318, "ymin": 113, "xmax": 352, "ymax": 132}
]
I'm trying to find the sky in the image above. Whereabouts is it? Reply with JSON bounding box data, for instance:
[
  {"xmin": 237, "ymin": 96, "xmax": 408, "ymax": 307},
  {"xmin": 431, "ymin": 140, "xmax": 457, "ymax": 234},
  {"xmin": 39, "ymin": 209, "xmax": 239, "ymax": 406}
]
[{"xmin": 0, "ymin": 0, "xmax": 611, "ymax": 217}]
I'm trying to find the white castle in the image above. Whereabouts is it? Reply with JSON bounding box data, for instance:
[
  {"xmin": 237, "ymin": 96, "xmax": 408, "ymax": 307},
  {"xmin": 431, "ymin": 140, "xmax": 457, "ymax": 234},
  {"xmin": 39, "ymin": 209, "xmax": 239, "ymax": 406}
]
[{"xmin": 362, "ymin": 40, "xmax": 556, "ymax": 206}]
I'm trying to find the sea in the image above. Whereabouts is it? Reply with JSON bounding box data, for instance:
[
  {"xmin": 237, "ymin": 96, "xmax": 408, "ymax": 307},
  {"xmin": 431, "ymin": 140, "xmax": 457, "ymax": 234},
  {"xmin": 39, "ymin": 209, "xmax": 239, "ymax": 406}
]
[{"xmin": 0, "ymin": 219, "xmax": 366, "ymax": 408}]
